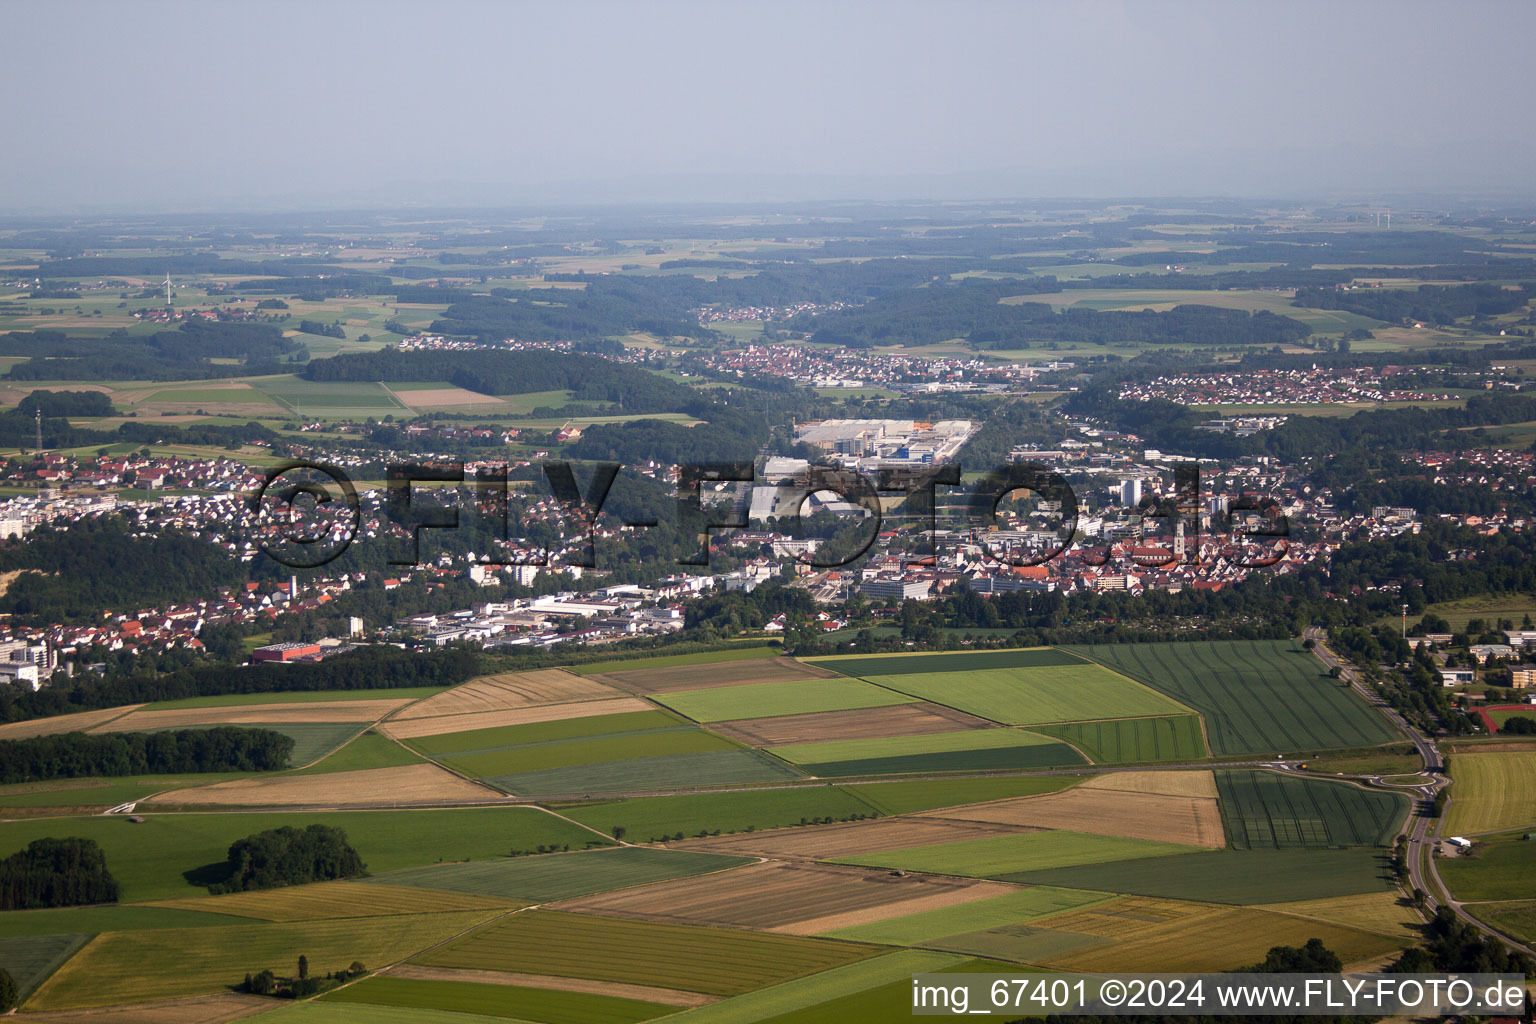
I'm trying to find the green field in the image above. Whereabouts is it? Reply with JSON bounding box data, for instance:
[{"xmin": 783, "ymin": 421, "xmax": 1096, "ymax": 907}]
[
  {"xmin": 292, "ymin": 731, "xmax": 426, "ymax": 774},
  {"xmin": 558, "ymin": 786, "xmax": 885, "ymax": 841},
  {"xmin": 849, "ymin": 664, "xmax": 1191, "ymax": 727},
  {"xmin": 0, "ymin": 773, "xmax": 253, "ymax": 810},
  {"xmin": 1304, "ymin": 744, "xmax": 1424, "ymax": 776},
  {"xmin": 483, "ymin": 748, "xmax": 804, "ymax": 797},
  {"xmin": 1444, "ymin": 751, "xmax": 1536, "ymax": 834},
  {"xmin": 653, "ymin": 678, "xmax": 914, "ymax": 723},
  {"xmin": 1065, "ymin": 641, "xmax": 1399, "ymax": 755},
  {"xmin": 655, "ymin": 950, "xmax": 972, "ymax": 1024},
  {"xmin": 410, "ymin": 711, "xmax": 686, "ymax": 757},
  {"xmin": 1438, "ymin": 832, "xmax": 1536, "ymax": 902},
  {"xmin": 252, "ymin": 375, "xmax": 406, "ymax": 416},
  {"xmin": 0, "ymin": 808, "xmax": 606, "ymax": 902},
  {"xmin": 415, "ymin": 910, "xmax": 879, "ymax": 996},
  {"xmin": 145, "ymin": 687, "xmax": 448, "ymax": 710},
  {"xmin": 373, "ymin": 846, "xmax": 752, "ymax": 902},
  {"xmin": 322, "ymin": 977, "xmax": 674, "ymax": 1024},
  {"xmin": 839, "ymin": 776, "xmax": 1080, "ymax": 815},
  {"xmin": 439, "ymin": 727, "xmax": 739, "ymax": 780},
  {"xmin": 823, "ymin": 886, "xmax": 1111, "ymax": 945},
  {"xmin": 831, "ymin": 830, "xmax": 1191, "ymax": 878},
  {"xmin": 254, "ymin": 1006, "xmax": 508, "ymax": 1024},
  {"xmin": 1465, "ymin": 900, "xmax": 1536, "ymax": 945},
  {"xmin": 29, "ymin": 910, "xmax": 499, "ymax": 1010},
  {"xmin": 253, "ymin": 722, "xmax": 365, "ymax": 765},
  {"xmin": 1216, "ymin": 771, "xmax": 1408, "ymax": 849},
  {"xmin": 0, "ymin": 933, "xmax": 89, "ymax": 1002},
  {"xmin": 807, "ymin": 649, "xmax": 1087, "ymax": 675},
  {"xmin": 1033, "ymin": 715, "xmax": 1208, "ymax": 763},
  {"xmin": 769, "ymin": 728, "xmax": 1086, "ymax": 776},
  {"xmin": 0, "ymin": 904, "xmax": 245, "ymax": 938},
  {"xmin": 1003, "ymin": 847, "xmax": 1396, "ymax": 904}
]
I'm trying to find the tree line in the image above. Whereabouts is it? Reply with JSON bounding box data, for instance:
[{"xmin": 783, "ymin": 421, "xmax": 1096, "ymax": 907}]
[
  {"xmin": 0, "ymin": 838, "xmax": 119, "ymax": 910},
  {"xmin": 0, "ymin": 726, "xmax": 294, "ymax": 784}
]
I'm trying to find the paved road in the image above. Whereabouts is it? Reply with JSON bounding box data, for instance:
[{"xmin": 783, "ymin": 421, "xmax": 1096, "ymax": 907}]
[{"xmin": 1304, "ymin": 626, "xmax": 1534, "ymax": 959}]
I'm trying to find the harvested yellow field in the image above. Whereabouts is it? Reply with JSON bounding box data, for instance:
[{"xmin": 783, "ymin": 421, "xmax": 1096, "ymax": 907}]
[
  {"xmin": 145, "ymin": 763, "xmax": 496, "ymax": 806},
  {"xmin": 770, "ymin": 881, "xmax": 1020, "ymax": 936},
  {"xmin": 381, "ymin": 697, "xmax": 653, "ymax": 741},
  {"xmin": 1043, "ymin": 899, "xmax": 1405, "ymax": 972},
  {"xmin": 0, "ymin": 705, "xmax": 142, "ymax": 740},
  {"xmin": 15, "ymin": 993, "xmax": 273, "ymax": 1024},
  {"xmin": 91, "ymin": 700, "xmax": 407, "ymax": 732},
  {"xmin": 1444, "ymin": 751, "xmax": 1536, "ymax": 834},
  {"xmin": 1255, "ymin": 891, "xmax": 1423, "ymax": 938},
  {"xmin": 391, "ymin": 671, "xmax": 623, "ymax": 720},
  {"xmin": 920, "ymin": 788, "xmax": 1224, "ymax": 848},
  {"xmin": 679, "ymin": 817, "xmax": 1028, "ymax": 859},
  {"xmin": 144, "ymin": 880, "xmax": 520, "ymax": 921},
  {"xmin": 1080, "ymin": 769, "xmax": 1219, "ymax": 799}
]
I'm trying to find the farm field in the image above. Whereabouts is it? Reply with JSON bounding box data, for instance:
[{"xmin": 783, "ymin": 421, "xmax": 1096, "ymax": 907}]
[
  {"xmin": 28, "ymin": 910, "xmax": 500, "ymax": 1010},
  {"xmin": 554, "ymin": 860, "xmax": 997, "ymax": 933},
  {"xmin": 1438, "ymin": 831, "xmax": 1536, "ymax": 902},
  {"xmin": 408, "ymin": 709, "xmax": 688, "ymax": 756},
  {"xmin": 1065, "ymin": 640, "xmax": 1399, "ymax": 754},
  {"xmin": 1216, "ymin": 770, "xmax": 1407, "ymax": 848},
  {"xmin": 1466, "ymin": 900, "xmax": 1536, "ymax": 945},
  {"xmin": 558, "ymin": 785, "xmax": 884, "ymax": 842},
  {"xmin": 146, "ymin": 762, "xmax": 495, "ymax": 806},
  {"xmin": 0, "ymin": 808, "xmax": 605, "ymax": 901},
  {"xmin": 1032, "ymin": 714, "xmax": 1207, "ymax": 763},
  {"xmin": 839, "ymin": 776, "xmax": 1080, "ymax": 815},
  {"xmin": 381, "ymin": 697, "xmax": 654, "ymax": 740},
  {"xmin": 805, "ymin": 649, "xmax": 1086, "ymax": 675},
  {"xmin": 373, "ymin": 847, "xmax": 753, "ymax": 902},
  {"xmin": 652, "ymin": 677, "xmax": 915, "ymax": 723},
  {"xmin": 414, "ymin": 910, "xmax": 880, "ymax": 996},
  {"xmin": 90, "ymin": 700, "xmax": 408, "ymax": 731},
  {"xmin": 245, "ymin": 1005, "xmax": 509, "ymax": 1024},
  {"xmin": 849, "ymin": 663, "xmax": 1190, "ymax": 728},
  {"xmin": 483, "ymin": 748, "xmax": 804, "ymax": 797},
  {"xmin": 920, "ymin": 782, "xmax": 1225, "ymax": 848},
  {"xmin": 769, "ymin": 727, "xmax": 1086, "ymax": 777},
  {"xmin": 1443, "ymin": 751, "xmax": 1536, "ymax": 834},
  {"xmin": 321, "ymin": 977, "xmax": 676, "ymax": 1024},
  {"xmin": 1254, "ymin": 891, "xmax": 1423, "ymax": 938},
  {"xmin": 291, "ymin": 731, "xmax": 426, "ymax": 774},
  {"xmin": 145, "ymin": 880, "xmax": 518, "ymax": 922},
  {"xmin": 145, "ymin": 687, "xmax": 449, "ymax": 710},
  {"xmin": 706, "ymin": 703, "xmax": 993, "ymax": 747},
  {"xmin": 0, "ymin": 904, "xmax": 245, "ymax": 938},
  {"xmin": 0, "ymin": 773, "xmax": 254, "ymax": 812},
  {"xmin": 831, "ymin": 829, "xmax": 1193, "ymax": 878},
  {"xmin": 1004, "ymin": 847, "xmax": 1395, "ymax": 904},
  {"xmin": 584, "ymin": 656, "xmax": 837, "ymax": 695},
  {"xmin": 389, "ymin": 670, "xmax": 623, "ymax": 720},
  {"xmin": 0, "ymin": 933, "xmax": 89, "ymax": 1002},
  {"xmin": 569, "ymin": 646, "xmax": 783, "ymax": 676},
  {"xmin": 427, "ymin": 722, "xmax": 738, "ymax": 781},
  {"xmin": 822, "ymin": 886, "xmax": 1111, "ymax": 945},
  {"xmin": 678, "ymin": 816, "xmax": 1027, "ymax": 859},
  {"xmin": 0, "ymin": 704, "xmax": 144, "ymax": 739}
]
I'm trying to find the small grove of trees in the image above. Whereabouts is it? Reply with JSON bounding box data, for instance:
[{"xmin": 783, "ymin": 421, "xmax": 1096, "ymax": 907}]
[
  {"xmin": 0, "ymin": 967, "xmax": 16, "ymax": 1011},
  {"xmin": 0, "ymin": 726, "xmax": 294, "ymax": 784},
  {"xmin": 210, "ymin": 825, "xmax": 364, "ymax": 894},
  {"xmin": 0, "ymin": 837, "xmax": 120, "ymax": 910},
  {"xmin": 243, "ymin": 960, "xmax": 366, "ymax": 999}
]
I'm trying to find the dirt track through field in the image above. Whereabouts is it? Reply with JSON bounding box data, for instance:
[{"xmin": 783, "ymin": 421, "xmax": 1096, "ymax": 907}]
[
  {"xmin": 675, "ymin": 816, "xmax": 1032, "ymax": 859},
  {"xmin": 383, "ymin": 964, "xmax": 718, "ymax": 1006},
  {"xmin": 144, "ymin": 763, "xmax": 496, "ymax": 806},
  {"xmin": 588, "ymin": 658, "xmax": 841, "ymax": 694},
  {"xmin": 707, "ymin": 702, "xmax": 994, "ymax": 747},
  {"xmin": 381, "ymin": 697, "xmax": 654, "ymax": 740}
]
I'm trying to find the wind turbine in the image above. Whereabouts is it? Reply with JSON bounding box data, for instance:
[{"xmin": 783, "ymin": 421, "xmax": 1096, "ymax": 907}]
[{"xmin": 164, "ymin": 271, "xmax": 173, "ymax": 306}]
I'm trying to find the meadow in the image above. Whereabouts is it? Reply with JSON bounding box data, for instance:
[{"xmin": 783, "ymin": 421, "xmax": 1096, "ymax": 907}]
[
  {"xmin": 1065, "ymin": 640, "xmax": 1399, "ymax": 754},
  {"xmin": 1002, "ymin": 847, "xmax": 1395, "ymax": 904},
  {"xmin": 321, "ymin": 977, "xmax": 675, "ymax": 1024},
  {"xmin": 831, "ymin": 829, "xmax": 1192, "ymax": 878},
  {"xmin": 558, "ymin": 786, "xmax": 886, "ymax": 841},
  {"xmin": 1215, "ymin": 770, "xmax": 1408, "ymax": 849},
  {"xmin": 483, "ymin": 748, "xmax": 803, "ymax": 797},
  {"xmin": 652, "ymin": 677, "xmax": 914, "ymax": 722},
  {"xmin": 767, "ymin": 728, "xmax": 1085, "ymax": 776},
  {"xmin": 1438, "ymin": 832, "xmax": 1536, "ymax": 902},
  {"xmin": 291, "ymin": 731, "xmax": 426, "ymax": 774},
  {"xmin": 1032, "ymin": 714, "xmax": 1207, "ymax": 763},
  {"xmin": 1443, "ymin": 751, "xmax": 1536, "ymax": 834},
  {"xmin": 0, "ymin": 808, "xmax": 605, "ymax": 901},
  {"xmin": 807, "ymin": 648, "xmax": 1087, "ymax": 676},
  {"xmin": 852, "ymin": 663, "xmax": 1190, "ymax": 727},
  {"xmin": 414, "ymin": 910, "xmax": 879, "ymax": 996},
  {"xmin": 372, "ymin": 846, "xmax": 753, "ymax": 902}
]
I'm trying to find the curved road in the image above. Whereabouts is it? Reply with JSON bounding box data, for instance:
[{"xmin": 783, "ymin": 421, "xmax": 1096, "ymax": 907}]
[{"xmin": 1304, "ymin": 626, "xmax": 1533, "ymax": 959}]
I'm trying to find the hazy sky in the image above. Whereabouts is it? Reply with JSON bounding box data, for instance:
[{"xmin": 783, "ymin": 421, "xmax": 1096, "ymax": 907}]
[{"xmin": 6, "ymin": 0, "xmax": 1534, "ymax": 211}]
